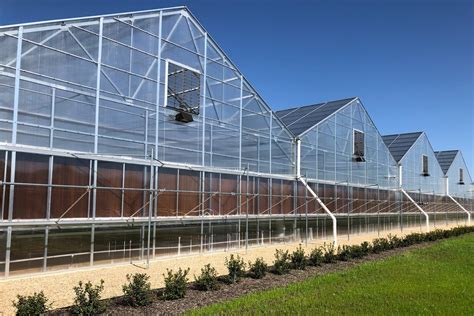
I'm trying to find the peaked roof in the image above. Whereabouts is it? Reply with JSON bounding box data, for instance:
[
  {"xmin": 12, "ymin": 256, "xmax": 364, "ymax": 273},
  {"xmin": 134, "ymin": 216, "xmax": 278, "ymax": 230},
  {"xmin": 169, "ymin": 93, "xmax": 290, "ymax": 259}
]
[
  {"xmin": 275, "ymin": 97, "xmax": 357, "ymax": 136},
  {"xmin": 434, "ymin": 150, "xmax": 459, "ymax": 174},
  {"xmin": 382, "ymin": 132, "xmax": 423, "ymax": 162}
]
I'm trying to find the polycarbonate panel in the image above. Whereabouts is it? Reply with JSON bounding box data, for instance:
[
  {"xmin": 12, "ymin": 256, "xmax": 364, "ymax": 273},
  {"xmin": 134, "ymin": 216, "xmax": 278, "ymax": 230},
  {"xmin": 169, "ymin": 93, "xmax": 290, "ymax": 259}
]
[
  {"xmin": 399, "ymin": 133, "xmax": 444, "ymax": 194},
  {"xmin": 0, "ymin": 8, "xmax": 294, "ymax": 176},
  {"xmin": 437, "ymin": 151, "xmax": 473, "ymax": 198},
  {"xmin": 299, "ymin": 99, "xmax": 399, "ymax": 189}
]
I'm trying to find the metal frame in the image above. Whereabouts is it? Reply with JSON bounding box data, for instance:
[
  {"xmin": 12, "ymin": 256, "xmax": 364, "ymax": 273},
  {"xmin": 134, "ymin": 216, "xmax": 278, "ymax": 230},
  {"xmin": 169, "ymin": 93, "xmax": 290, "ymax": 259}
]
[{"xmin": 0, "ymin": 7, "xmax": 471, "ymax": 278}]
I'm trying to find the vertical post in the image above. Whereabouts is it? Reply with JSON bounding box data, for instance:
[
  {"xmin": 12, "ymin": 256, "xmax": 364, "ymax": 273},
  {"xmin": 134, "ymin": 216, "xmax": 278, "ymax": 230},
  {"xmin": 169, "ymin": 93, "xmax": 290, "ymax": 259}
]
[
  {"xmin": 49, "ymin": 87, "xmax": 56, "ymax": 148},
  {"xmin": 90, "ymin": 16, "xmax": 104, "ymax": 267},
  {"xmin": 153, "ymin": 11, "xmax": 163, "ymax": 260},
  {"xmin": 245, "ymin": 164, "xmax": 249, "ymax": 251},
  {"xmin": 200, "ymin": 171, "xmax": 204, "ymax": 253},
  {"xmin": 46, "ymin": 156, "xmax": 53, "ymax": 220},
  {"xmin": 5, "ymin": 25, "xmax": 23, "ymax": 278},
  {"xmin": 238, "ymin": 174, "xmax": 241, "ymax": 249},
  {"xmin": 146, "ymin": 149, "xmax": 153, "ymax": 268},
  {"xmin": 201, "ymin": 31, "xmax": 208, "ymax": 167},
  {"xmin": 305, "ymin": 182, "xmax": 308, "ymax": 246},
  {"xmin": 121, "ymin": 164, "xmax": 125, "ymax": 217},
  {"xmin": 43, "ymin": 227, "xmax": 49, "ymax": 272}
]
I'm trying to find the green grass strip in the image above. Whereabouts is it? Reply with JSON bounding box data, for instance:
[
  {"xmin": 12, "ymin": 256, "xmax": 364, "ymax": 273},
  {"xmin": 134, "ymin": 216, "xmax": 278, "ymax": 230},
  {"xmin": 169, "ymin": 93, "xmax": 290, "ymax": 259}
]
[{"xmin": 189, "ymin": 234, "xmax": 474, "ymax": 316}]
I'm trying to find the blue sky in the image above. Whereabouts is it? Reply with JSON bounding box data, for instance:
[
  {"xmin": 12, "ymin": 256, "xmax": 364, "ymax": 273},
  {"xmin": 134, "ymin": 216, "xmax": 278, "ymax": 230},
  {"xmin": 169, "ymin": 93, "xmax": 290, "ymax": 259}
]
[{"xmin": 1, "ymin": 0, "xmax": 473, "ymax": 172}]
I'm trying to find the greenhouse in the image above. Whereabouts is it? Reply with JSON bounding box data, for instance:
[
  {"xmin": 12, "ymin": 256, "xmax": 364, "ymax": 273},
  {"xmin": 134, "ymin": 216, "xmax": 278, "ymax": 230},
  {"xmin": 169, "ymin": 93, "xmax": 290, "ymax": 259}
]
[
  {"xmin": 0, "ymin": 7, "xmax": 472, "ymax": 278},
  {"xmin": 382, "ymin": 132, "xmax": 472, "ymax": 229}
]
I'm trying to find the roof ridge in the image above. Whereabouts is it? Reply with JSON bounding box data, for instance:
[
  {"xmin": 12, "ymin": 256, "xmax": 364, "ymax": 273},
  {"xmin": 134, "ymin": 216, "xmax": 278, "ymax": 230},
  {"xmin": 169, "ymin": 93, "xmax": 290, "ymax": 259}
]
[{"xmin": 276, "ymin": 96, "xmax": 357, "ymax": 113}]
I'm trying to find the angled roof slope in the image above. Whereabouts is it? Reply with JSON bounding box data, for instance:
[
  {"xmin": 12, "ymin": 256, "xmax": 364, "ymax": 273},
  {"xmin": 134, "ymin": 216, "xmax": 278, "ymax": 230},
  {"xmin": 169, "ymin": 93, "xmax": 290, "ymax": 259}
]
[
  {"xmin": 382, "ymin": 132, "xmax": 423, "ymax": 162},
  {"xmin": 434, "ymin": 150, "xmax": 459, "ymax": 174},
  {"xmin": 275, "ymin": 97, "xmax": 357, "ymax": 136}
]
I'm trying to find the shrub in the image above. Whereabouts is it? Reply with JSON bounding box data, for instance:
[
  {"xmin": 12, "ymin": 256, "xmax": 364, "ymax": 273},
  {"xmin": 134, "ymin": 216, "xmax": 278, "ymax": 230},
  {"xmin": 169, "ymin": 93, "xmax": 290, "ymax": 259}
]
[
  {"xmin": 122, "ymin": 273, "xmax": 152, "ymax": 307},
  {"xmin": 273, "ymin": 249, "xmax": 291, "ymax": 274},
  {"xmin": 291, "ymin": 245, "xmax": 307, "ymax": 270},
  {"xmin": 225, "ymin": 254, "xmax": 246, "ymax": 283},
  {"xmin": 358, "ymin": 241, "xmax": 371, "ymax": 257},
  {"xmin": 248, "ymin": 257, "xmax": 268, "ymax": 279},
  {"xmin": 387, "ymin": 234, "xmax": 402, "ymax": 249},
  {"xmin": 402, "ymin": 232, "xmax": 424, "ymax": 246},
  {"xmin": 194, "ymin": 264, "xmax": 219, "ymax": 291},
  {"xmin": 337, "ymin": 245, "xmax": 352, "ymax": 261},
  {"xmin": 372, "ymin": 237, "xmax": 390, "ymax": 253},
  {"xmin": 13, "ymin": 291, "xmax": 51, "ymax": 316},
  {"xmin": 322, "ymin": 243, "xmax": 337, "ymax": 263},
  {"xmin": 308, "ymin": 247, "xmax": 324, "ymax": 266},
  {"xmin": 162, "ymin": 268, "xmax": 190, "ymax": 300},
  {"xmin": 70, "ymin": 280, "xmax": 106, "ymax": 315}
]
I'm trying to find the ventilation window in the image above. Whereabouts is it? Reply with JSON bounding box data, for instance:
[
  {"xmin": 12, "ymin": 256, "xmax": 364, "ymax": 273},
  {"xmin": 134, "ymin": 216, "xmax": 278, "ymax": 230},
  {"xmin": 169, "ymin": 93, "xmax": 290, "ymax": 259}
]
[
  {"xmin": 353, "ymin": 129, "xmax": 365, "ymax": 162},
  {"xmin": 165, "ymin": 60, "xmax": 201, "ymax": 121},
  {"xmin": 422, "ymin": 155, "xmax": 429, "ymax": 176},
  {"xmin": 459, "ymin": 168, "xmax": 464, "ymax": 184}
]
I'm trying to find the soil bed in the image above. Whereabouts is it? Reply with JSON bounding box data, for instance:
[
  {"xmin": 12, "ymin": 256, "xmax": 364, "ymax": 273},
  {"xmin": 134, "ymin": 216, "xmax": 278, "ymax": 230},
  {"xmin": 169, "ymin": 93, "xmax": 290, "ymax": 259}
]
[{"xmin": 49, "ymin": 241, "xmax": 434, "ymax": 315}]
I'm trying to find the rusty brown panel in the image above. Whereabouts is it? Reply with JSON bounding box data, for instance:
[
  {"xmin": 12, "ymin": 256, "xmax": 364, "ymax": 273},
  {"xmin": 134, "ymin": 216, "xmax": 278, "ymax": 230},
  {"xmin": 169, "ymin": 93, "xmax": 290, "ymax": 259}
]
[
  {"xmin": 335, "ymin": 185, "xmax": 349, "ymax": 214},
  {"xmin": 207, "ymin": 173, "xmax": 220, "ymax": 215},
  {"xmin": 258, "ymin": 177, "xmax": 269, "ymax": 215},
  {"xmin": 220, "ymin": 173, "xmax": 237, "ymax": 215},
  {"xmin": 96, "ymin": 161, "xmax": 122, "ymax": 217},
  {"xmin": 295, "ymin": 182, "xmax": 306, "ymax": 214},
  {"xmin": 366, "ymin": 188, "xmax": 378, "ymax": 213},
  {"xmin": 157, "ymin": 167, "xmax": 177, "ymax": 216},
  {"xmin": 271, "ymin": 179, "xmax": 281, "ymax": 215},
  {"xmin": 242, "ymin": 176, "xmax": 256, "ymax": 215},
  {"xmin": 281, "ymin": 180, "xmax": 293, "ymax": 214},
  {"xmin": 123, "ymin": 164, "xmax": 146, "ymax": 217},
  {"xmin": 323, "ymin": 184, "xmax": 336, "ymax": 213},
  {"xmin": 178, "ymin": 169, "xmax": 200, "ymax": 216},
  {"xmin": 51, "ymin": 156, "xmax": 90, "ymax": 218},
  {"xmin": 240, "ymin": 176, "xmax": 248, "ymax": 215},
  {"xmin": 14, "ymin": 152, "xmax": 49, "ymax": 219},
  {"xmin": 307, "ymin": 182, "xmax": 318, "ymax": 214},
  {"xmin": 239, "ymin": 176, "xmax": 256, "ymax": 215},
  {"xmin": 350, "ymin": 187, "xmax": 359, "ymax": 213},
  {"xmin": 378, "ymin": 189, "xmax": 389, "ymax": 213}
]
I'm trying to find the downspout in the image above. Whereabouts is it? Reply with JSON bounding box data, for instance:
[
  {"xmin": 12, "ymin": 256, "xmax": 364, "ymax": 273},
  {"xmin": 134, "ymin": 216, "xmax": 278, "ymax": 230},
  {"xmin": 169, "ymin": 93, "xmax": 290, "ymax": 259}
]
[
  {"xmin": 445, "ymin": 176, "xmax": 471, "ymax": 225},
  {"xmin": 398, "ymin": 165, "xmax": 429, "ymax": 231},
  {"xmin": 296, "ymin": 139, "xmax": 338, "ymax": 246}
]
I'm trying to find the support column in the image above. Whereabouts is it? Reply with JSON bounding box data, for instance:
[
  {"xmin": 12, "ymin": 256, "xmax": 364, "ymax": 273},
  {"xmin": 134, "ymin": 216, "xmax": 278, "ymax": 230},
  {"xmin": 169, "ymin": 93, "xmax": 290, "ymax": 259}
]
[
  {"xmin": 91, "ymin": 16, "xmax": 104, "ymax": 266},
  {"xmin": 5, "ymin": 25, "xmax": 23, "ymax": 278}
]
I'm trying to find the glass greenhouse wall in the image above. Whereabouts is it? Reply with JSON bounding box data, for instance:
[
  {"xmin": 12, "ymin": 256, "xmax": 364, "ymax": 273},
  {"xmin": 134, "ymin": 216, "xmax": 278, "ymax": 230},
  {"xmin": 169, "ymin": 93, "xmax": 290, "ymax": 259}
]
[{"xmin": 0, "ymin": 7, "xmax": 471, "ymax": 278}]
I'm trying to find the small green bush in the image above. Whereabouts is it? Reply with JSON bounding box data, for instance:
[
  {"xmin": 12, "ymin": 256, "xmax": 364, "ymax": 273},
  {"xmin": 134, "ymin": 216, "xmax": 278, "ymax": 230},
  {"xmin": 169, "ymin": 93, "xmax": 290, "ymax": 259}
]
[
  {"xmin": 372, "ymin": 237, "xmax": 390, "ymax": 253},
  {"xmin": 122, "ymin": 273, "xmax": 152, "ymax": 307},
  {"xmin": 162, "ymin": 267, "xmax": 190, "ymax": 300},
  {"xmin": 13, "ymin": 291, "xmax": 51, "ymax": 316},
  {"xmin": 401, "ymin": 232, "xmax": 424, "ymax": 247},
  {"xmin": 194, "ymin": 264, "xmax": 219, "ymax": 291},
  {"xmin": 70, "ymin": 280, "xmax": 106, "ymax": 315},
  {"xmin": 291, "ymin": 245, "xmax": 307, "ymax": 270},
  {"xmin": 337, "ymin": 245, "xmax": 352, "ymax": 261},
  {"xmin": 273, "ymin": 249, "xmax": 291, "ymax": 275},
  {"xmin": 248, "ymin": 257, "xmax": 268, "ymax": 279},
  {"xmin": 387, "ymin": 234, "xmax": 402, "ymax": 249},
  {"xmin": 322, "ymin": 243, "xmax": 337, "ymax": 263},
  {"xmin": 308, "ymin": 247, "xmax": 324, "ymax": 266},
  {"xmin": 351, "ymin": 242, "xmax": 370, "ymax": 259},
  {"xmin": 225, "ymin": 254, "xmax": 246, "ymax": 283}
]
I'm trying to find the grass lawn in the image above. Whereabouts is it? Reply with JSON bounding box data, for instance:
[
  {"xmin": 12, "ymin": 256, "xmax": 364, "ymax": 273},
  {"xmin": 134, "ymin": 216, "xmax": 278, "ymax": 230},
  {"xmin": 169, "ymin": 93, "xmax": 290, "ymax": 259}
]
[{"xmin": 189, "ymin": 233, "xmax": 474, "ymax": 315}]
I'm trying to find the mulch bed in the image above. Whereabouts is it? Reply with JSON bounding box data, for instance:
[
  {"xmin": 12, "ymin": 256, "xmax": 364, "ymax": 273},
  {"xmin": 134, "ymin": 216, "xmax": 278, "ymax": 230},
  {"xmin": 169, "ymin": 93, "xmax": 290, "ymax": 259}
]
[{"xmin": 48, "ymin": 242, "xmax": 434, "ymax": 316}]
